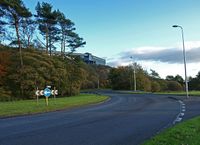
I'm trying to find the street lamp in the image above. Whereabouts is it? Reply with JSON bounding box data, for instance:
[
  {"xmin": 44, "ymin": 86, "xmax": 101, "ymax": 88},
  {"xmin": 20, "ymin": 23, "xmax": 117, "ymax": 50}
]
[
  {"xmin": 130, "ymin": 56, "xmax": 137, "ymax": 92},
  {"xmin": 172, "ymin": 25, "xmax": 189, "ymax": 99}
]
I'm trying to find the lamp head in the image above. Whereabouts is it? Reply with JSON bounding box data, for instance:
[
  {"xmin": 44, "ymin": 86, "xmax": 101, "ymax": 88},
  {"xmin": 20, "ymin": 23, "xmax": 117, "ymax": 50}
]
[{"xmin": 172, "ymin": 25, "xmax": 179, "ymax": 28}]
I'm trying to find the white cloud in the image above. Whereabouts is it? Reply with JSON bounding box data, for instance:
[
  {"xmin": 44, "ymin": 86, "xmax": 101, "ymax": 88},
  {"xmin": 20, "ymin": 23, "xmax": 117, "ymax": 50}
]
[
  {"xmin": 120, "ymin": 42, "xmax": 200, "ymax": 64},
  {"xmin": 107, "ymin": 41, "xmax": 200, "ymax": 78}
]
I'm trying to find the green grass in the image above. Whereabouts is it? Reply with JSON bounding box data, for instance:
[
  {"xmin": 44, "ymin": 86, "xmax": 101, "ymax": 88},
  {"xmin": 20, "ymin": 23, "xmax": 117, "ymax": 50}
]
[
  {"xmin": 116, "ymin": 90, "xmax": 150, "ymax": 94},
  {"xmin": 155, "ymin": 91, "xmax": 200, "ymax": 96},
  {"xmin": 0, "ymin": 94, "xmax": 109, "ymax": 117},
  {"xmin": 143, "ymin": 116, "xmax": 200, "ymax": 145}
]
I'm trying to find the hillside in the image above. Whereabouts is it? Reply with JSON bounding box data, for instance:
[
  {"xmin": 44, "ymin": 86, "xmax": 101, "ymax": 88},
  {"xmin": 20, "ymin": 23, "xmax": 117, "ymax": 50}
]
[{"xmin": 0, "ymin": 46, "xmax": 111, "ymax": 101}]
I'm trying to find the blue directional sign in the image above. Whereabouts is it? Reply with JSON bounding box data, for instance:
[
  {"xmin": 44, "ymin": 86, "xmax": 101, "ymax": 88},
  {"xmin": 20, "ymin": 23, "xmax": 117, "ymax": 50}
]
[{"xmin": 44, "ymin": 88, "xmax": 51, "ymax": 97}]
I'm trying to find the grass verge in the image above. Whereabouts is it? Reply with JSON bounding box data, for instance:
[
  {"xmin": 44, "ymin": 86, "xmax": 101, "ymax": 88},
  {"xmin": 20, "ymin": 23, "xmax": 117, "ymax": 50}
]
[
  {"xmin": 143, "ymin": 116, "xmax": 200, "ymax": 145},
  {"xmin": 0, "ymin": 94, "xmax": 109, "ymax": 117},
  {"xmin": 155, "ymin": 91, "xmax": 200, "ymax": 96},
  {"xmin": 116, "ymin": 90, "xmax": 150, "ymax": 94}
]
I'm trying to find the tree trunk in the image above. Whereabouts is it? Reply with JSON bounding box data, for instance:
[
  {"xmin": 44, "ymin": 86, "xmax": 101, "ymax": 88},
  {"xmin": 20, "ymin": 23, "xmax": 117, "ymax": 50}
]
[
  {"xmin": 62, "ymin": 35, "xmax": 64, "ymax": 55},
  {"xmin": 14, "ymin": 15, "xmax": 24, "ymax": 98},
  {"xmin": 63, "ymin": 36, "xmax": 66, "ymax": 53},
  {"xmin": 15, "ymin": 19, "xmax": 23, "ymax": 67},
  {"xmin": 61, "ymin": 39, "xmax": 63, "ymax": 54},
  {"xmin": 27, "ymin": 35, "xmax": 30, "ymax": 47},
  {"xmin": 49, "ymin": 34, "xmax": 52, "ymax": 56},
  {"xmin": 45, "ymin": 25, "xmax": 49, "ymax": 54}
]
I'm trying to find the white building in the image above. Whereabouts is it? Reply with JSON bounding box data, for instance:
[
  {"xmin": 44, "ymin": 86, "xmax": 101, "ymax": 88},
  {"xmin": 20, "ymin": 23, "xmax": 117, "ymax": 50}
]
[{"xmin": 76, "ymin": 53, "xmax": 106, "ymax": 65}]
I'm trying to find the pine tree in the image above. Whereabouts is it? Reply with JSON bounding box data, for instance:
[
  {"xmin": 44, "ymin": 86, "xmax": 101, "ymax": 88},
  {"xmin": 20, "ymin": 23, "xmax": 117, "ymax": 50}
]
[
  {"xmin": 57, "ymin": 10, "xmax": 75, "ymax": 55},
  {"xmin": 67, "ymin": 31, "xmax": 86, "ymax": 53},
  {"xmin": 35, "ymin": 2, "xmax": 59, "ymax": 55},
  {"xmin": 0, "ymin": 8, "xmax": 6, "ymax": 44},
  {"xmin": 20, "ymin": 17, "xmax": 36, "ymax": 48},
  {"xmin": 0, "ymin": 0, "xmax": 32, "ymax": 66}
]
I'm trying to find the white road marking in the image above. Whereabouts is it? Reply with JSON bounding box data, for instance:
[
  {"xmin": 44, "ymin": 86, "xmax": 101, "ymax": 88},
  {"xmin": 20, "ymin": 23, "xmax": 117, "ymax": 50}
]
[
  {"xmin": 173, "ymin": 100, "xmax": 186, "ymax": 125},
  {"xmin": 175, "ymin": 117, "xmax": 182, "ymax": 122},
  {"xmin": 182, "ymin": 106, "xmax": 186, "ymax": 109},
  {"xmin": 178, "ymin": 100, "xmax": 183, "ymax": 104}
]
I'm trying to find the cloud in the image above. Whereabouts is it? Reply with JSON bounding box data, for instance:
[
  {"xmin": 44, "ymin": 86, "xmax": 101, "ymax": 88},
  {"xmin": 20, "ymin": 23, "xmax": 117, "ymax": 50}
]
[
  {"xmin": 121, "ymin": 47, "xmax": 200, "ymax": 63},
  {"xmin": 107, "ymin": 41, "xmax": 200, "ymax": 78},
  {"xmin": 108, "ymin": 41, "xmax": 200, "ymax": 66}
]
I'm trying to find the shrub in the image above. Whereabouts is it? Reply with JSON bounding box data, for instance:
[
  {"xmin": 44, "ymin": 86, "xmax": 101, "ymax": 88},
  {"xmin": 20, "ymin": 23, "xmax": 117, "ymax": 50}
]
[{"xmin": 167, "ymin": 81, "xmax": 183, "ymax": 91}]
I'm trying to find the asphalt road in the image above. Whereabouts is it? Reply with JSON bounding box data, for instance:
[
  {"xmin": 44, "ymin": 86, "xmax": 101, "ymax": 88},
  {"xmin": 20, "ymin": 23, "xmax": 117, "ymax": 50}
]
[{"xmin": 0, "ymin": 90, "xmax": 200, "ymax": 145}]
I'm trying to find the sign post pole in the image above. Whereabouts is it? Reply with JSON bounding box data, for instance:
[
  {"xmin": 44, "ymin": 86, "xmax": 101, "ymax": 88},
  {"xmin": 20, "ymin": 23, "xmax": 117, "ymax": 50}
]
[
  {"xmin": 44, "ymin": 87, "xmax": 51, "ymax": 106},
  {"xmin": 35, "ymin": 87, "xmax": 39, "ymax": 105},
  {"xmin": 54, "ymin": 87, "xmax": 56, "ymax": 102},
  {"xmin": 35, "ymin": 86, "xmax": 58, "ymax": 106},
  {"xmin": 37, "ymin": 87, "xmax": 39, "ymax": 105},
  {"xmin": 45, "ymin": 97, "xmax": 49, "ymax": 106}
]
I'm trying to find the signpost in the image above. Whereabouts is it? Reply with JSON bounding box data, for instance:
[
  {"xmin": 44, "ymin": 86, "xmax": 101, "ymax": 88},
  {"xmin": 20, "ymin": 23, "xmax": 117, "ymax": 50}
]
[
  {"xmin": 52, "ymin": 87, "xmax": 58, "ymax": 102},
  {"xmin": 35, "ymin": 86, "xmax": 58, "ymax": 106},
  {"xmin": 35, "ymin": 87, "xmax": 39, "ymax": 105},
  {"xmin": 44, "ymin": 88, "xmax": 51, "ymax": 106}
]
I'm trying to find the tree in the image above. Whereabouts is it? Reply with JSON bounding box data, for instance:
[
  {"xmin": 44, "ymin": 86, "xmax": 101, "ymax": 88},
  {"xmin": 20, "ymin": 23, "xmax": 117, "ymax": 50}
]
[
  {"xmin": 109, "ymin": 64, "xmax": 151, "ymax": 91},
  {"xmin": 174, "ymin": 75, "xmax": 184, "ymax": 85},
  {"xmin": 157, "ymin": 79, "xmax": 168, "ymax": 91},
  {"xmin": 20, "ymin": 18, "xmax": 36, "ymax": 47},
  {"xmin": 136, "ymin": 69, "xmax": 151, "ymax": 92},
  {"xmin": 0, "ymin": 50, "xmax": 11, "ymax": 84},
  {"xmin": 109, "ymin": 66, "xmax": 130, "ymax": 90},
  {"xmin": 189, "ymin": 72, "xmax": 200, "ymax": 90},
  {"xmin": 167, "ymin": 81, "xmax": 183, "ymax": 91},
  {"xmin": 35, "ymin": 2, "xmax": 59, "ymax": 55},
  {"xmin": 0, "ymin": 8, "xmax": 6, "ymax": 44},
  {"xmin": 150, "ymin": 69, "xmax": 160, "ymax": 79},
  {"xmin": 166, "ymin": 74, "xmax": 184, "ymax": 87},
  {"xmin": 67, "ymin": 31, "xmax": 86, "ymax": 53},
  {"xmin": 94, "ymin": 65, "xmax": 111, "ymax": 88},
  {"xmin": 0, "ymin": 0, "xmax": 32, "ymax": 66},
  {"xmin": 166, "ymin": 75, "xmax": 174, "ymax": 81},
  {"xmin": 151, "ymin": 81, "xmax": 160, "ymax": 92},
  {"xmin": 57, "ymin": 10, "xmax": 75, "ymax": 55}
]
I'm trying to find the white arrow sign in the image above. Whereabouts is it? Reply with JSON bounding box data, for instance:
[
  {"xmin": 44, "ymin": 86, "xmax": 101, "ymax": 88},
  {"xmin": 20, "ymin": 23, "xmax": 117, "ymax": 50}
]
[
  {"xmin": 40, "ymin": 90, "xmax": 44, "ymax": 96},
  {"xmin": 51, "ymin": 90, "xmax": 58, "ymax": 95},
  {"xmin": 51, "ymin": 90, "xmax": 55, "ymax": 95},
  {"xmin": 35, "ymin": 89, "xmax": 58, "ymax": 96},
  {"xmin": 35, "ymin": 90, "xmax": 40, "ymax": 96},
  {"xmin": 54, "ymin": 90, "xmax": 58, "ymax": 95}
]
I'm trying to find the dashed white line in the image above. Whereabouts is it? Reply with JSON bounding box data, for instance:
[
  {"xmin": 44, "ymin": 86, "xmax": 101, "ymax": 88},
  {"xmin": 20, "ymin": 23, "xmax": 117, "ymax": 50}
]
[
  {"xmin": 180, "ymin": 113, "xmax": 184, "ymax": 116},
  {"xmin": 173, "ymin": 100, "xmax": 186, "ymax": 124},
  {"xmin": 175, "ymin": 117, "xmax": 182, "ymax": 122}
]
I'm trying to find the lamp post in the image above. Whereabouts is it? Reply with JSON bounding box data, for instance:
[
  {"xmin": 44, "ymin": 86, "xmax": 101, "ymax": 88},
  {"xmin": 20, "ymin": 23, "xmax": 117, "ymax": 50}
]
[
  {"xmin": 172, "ymin": 25, "xmax": 189, "ymax": 99},
  {"xmin": 130, "ymin": 56, "xmax": 137, "ymax": 92}
]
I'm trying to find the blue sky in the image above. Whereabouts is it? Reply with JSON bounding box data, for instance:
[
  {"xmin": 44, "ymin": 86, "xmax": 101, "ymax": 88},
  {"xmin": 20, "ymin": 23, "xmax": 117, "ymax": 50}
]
[{"xmin": 24, "ymin": 0, "xmax": 200, "ymax": 78}]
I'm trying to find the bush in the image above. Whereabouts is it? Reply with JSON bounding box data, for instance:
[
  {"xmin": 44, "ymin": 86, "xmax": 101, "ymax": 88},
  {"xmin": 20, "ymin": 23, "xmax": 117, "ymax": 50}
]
[
  {"xmin": 151, "ymin": 81, "xmax": 161, "ymax": 92},
  {"xmin": 167, "ymin": 81, "xmax": 183, "ymax": 91},
  {"xmin": 0, "ymin": 87, "xmax": 12, "ymax": 101},
  {"xmin": 1, "ymin": 48, "xmax": 88, "ymax": 100}
]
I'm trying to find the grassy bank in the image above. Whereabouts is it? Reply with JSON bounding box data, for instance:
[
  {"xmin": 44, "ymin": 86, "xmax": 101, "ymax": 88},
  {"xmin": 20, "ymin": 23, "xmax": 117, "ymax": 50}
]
[
  {"xmin": 143, "ymin": 116, "xmax": 200, "ymax": 145},
  {"xmin": 155, "ymin": 91, "xmax": 200, "ymax": 96},
  {"xmin": 0, "ymin": 94, "xmax": 109, "ymax": 117}
]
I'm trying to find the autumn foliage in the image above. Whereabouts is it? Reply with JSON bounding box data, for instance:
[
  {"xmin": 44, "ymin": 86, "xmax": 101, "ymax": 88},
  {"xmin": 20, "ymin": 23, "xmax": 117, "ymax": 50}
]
[
  {"xmin": 0, "ymin": 51, "xmax": 11, "ymax": 79},
  {"xmin": 0, "ymin": 47, "xmax": 111, "ymax": 101}
]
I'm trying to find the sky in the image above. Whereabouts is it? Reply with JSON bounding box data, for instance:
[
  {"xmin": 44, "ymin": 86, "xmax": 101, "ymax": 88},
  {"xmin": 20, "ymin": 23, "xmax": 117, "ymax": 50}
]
[{"xmin": 23, "ymin": 0, "xmax": 200, "ymax": 78}]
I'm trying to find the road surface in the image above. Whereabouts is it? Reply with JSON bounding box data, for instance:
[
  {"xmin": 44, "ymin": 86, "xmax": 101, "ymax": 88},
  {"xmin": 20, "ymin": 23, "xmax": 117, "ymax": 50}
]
[{"xmin": 0, "ymin": 90, "xmax": 200, "ymax": 145}]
